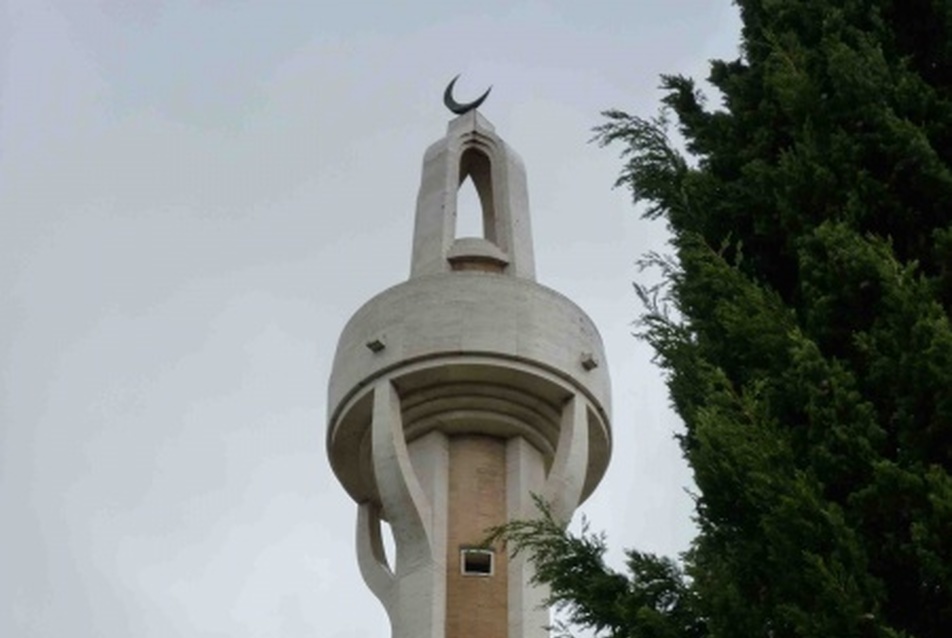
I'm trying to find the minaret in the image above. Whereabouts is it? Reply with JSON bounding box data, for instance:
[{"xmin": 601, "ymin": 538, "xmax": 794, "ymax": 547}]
[{"xmin": 326, "ymin": 83, "xmax": 612, "ymax": 638}]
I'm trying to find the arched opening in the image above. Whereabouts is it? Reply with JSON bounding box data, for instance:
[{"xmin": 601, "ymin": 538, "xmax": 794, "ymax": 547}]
[
  {"xmin": 456, "ymin": 147, "xmax": 496, "ymax": 242},
  {"xmin": 455, "ymin": 174, "xmax": 484, "ymax": 239},
  {"xmin": 447, "ymin": 146, "xmax": 509, "ymax": 273},
  {"xmin": 381, "ymin": 519, "xmax": 396, "ymax": 572}
]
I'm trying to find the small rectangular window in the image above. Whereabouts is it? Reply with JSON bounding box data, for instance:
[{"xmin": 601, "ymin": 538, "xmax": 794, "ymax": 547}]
[{"xmin": 461, "ymin": 548, "xmax": 494, "ymax": 576}]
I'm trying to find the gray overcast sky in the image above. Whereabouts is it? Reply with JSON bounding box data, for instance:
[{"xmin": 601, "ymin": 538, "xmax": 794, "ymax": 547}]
[{"xmin": 1, "ymin": 1, "xmax": 741, "ymax": 636}]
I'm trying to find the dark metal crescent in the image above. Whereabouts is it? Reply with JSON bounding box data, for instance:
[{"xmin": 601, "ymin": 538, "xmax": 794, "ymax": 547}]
[{"xmin": 444, "ymin": 74, "xmax": 491, "ymax": 115}]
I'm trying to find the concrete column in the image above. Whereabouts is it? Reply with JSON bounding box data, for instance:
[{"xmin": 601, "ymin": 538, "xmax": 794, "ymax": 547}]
[
  {"xmin": 506, "ymin": 436, "xmax": 548, "ymax": 638},
  {"xmin": 503, "ymin": 394, "xmax": 591, "ymax": 638}
]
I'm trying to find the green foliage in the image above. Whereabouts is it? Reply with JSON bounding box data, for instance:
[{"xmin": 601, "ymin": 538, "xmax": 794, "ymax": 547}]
[
  {"xmin": 497, "ymin": 1, "xmax": 952, "ymax": 637},
  {"xmin": 488, "ymin": 497, "xmax": 704, "ymax": 638}
]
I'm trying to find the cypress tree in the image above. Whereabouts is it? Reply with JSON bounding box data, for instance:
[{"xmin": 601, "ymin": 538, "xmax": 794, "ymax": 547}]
[{"xmin": 495, "ymin": 2, "xmax": 952, "ymax": 637}]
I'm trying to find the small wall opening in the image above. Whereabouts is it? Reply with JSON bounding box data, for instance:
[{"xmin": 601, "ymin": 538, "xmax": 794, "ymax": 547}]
[
  {"xmin": 460, "ymin": 548, "xmax": 494, "ymax": 576},
  {"xmin": 456, "ymin": 175, "xmax": 484, "ymax": 239},
  {"xmin": 382, "ymin": 520, "xmax": 396, "ymax": 572}
]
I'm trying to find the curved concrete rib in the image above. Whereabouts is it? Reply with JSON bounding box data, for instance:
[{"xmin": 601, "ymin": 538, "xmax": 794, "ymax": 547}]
[
  {"xmin": 370, "ymin": 379, "xmax": 445, "ymax": 638},
  {"xmin": 542, "ymin": 393, "xmax": 590, "ymax": 525},
  {"xmin": 356, "ymin": 502, "xmax": 395, "ymax": 607},
  {"xmin": 371, "ymin": 379, "xmax": 434, "ymax": 570}
]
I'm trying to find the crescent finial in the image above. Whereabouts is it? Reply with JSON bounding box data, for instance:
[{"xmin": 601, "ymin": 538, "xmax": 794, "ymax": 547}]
[{"xmin": 443, "ymin": 75, "xmax": 492, "ymax": 115}]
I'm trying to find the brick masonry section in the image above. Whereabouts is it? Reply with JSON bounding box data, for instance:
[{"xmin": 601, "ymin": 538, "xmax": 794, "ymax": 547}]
[{"xmin": 446, "ymin": 434, "xmax": 508, "ymax": 638}]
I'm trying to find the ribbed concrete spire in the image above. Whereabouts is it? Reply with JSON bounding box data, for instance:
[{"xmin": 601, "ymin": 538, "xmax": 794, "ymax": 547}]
[{"xmin": 327, "ymin": 109, "xmax": 612, "ymax": 638}]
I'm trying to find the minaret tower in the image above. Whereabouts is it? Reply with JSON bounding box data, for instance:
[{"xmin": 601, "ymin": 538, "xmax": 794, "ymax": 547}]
[{"xmin": 326, "ymin": 82, "xmax": 612, "ymax": 638}]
